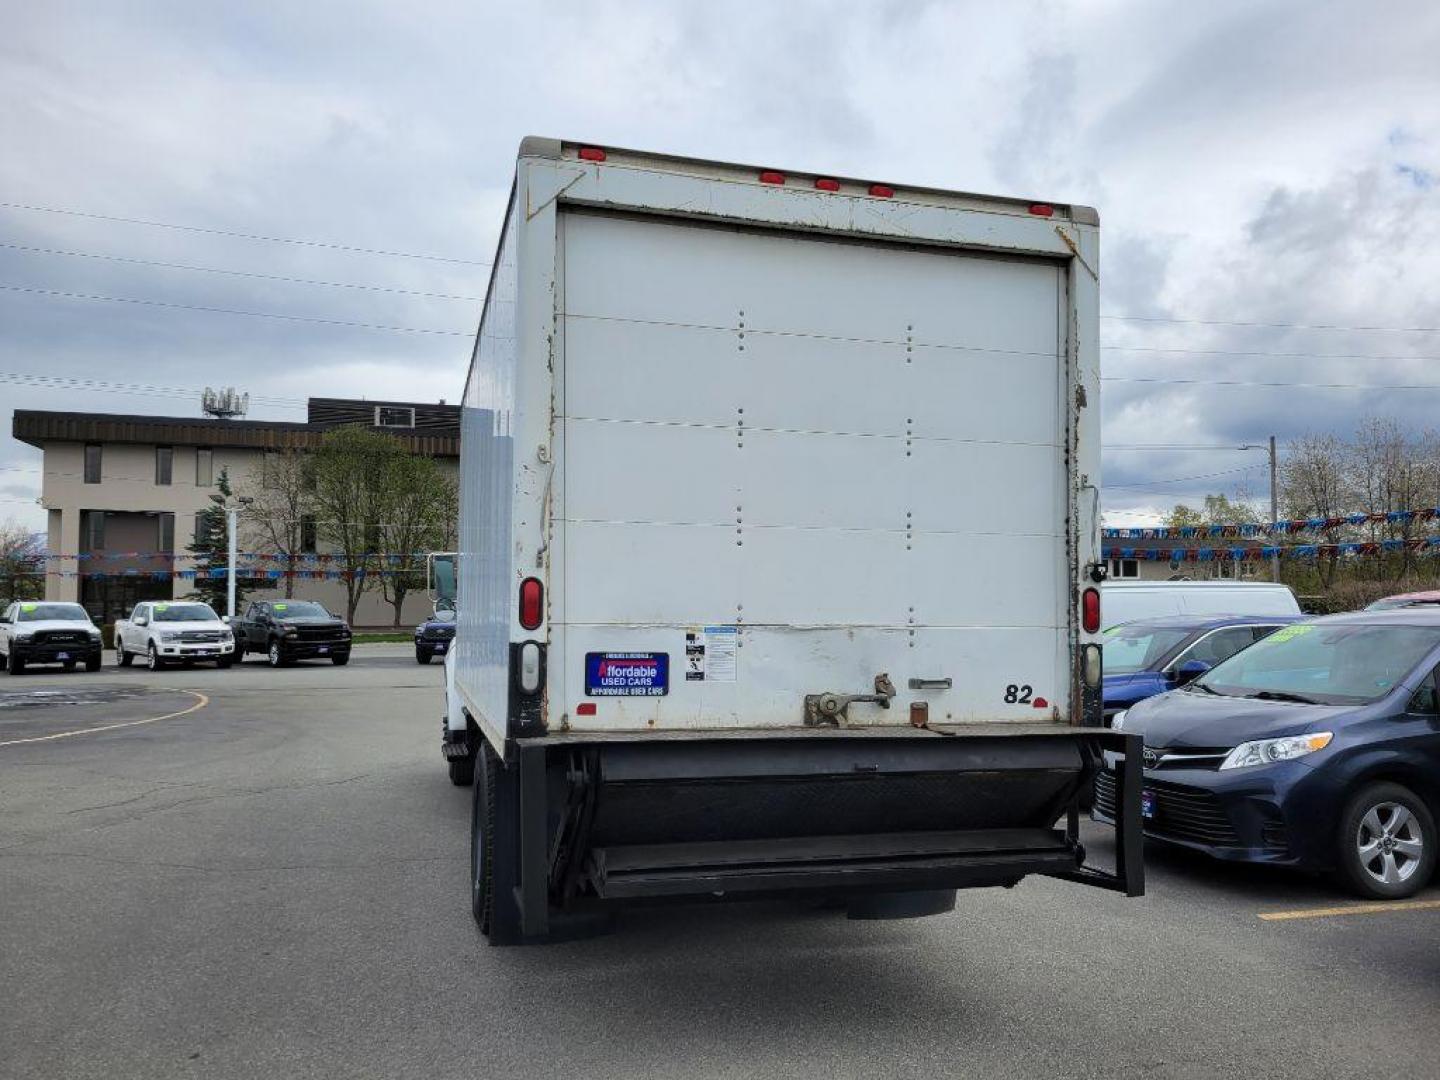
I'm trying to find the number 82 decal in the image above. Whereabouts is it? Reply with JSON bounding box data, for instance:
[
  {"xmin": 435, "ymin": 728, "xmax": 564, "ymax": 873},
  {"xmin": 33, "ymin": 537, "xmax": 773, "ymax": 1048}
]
[{"xmin": 1004, "ymin": 684, "xmax": 1033, "ymax": 704}]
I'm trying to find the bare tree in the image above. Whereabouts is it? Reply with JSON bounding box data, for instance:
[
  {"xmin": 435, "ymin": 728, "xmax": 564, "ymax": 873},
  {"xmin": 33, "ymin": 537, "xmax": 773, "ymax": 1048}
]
[
  {"xmin": 310, "ymin": 428, "xmax": 394, "ymax": 624},
  {"xmin": 240, "ymin": 448, "xmax": 312, "ymax": 599},
  {"xmin": 1280, "ymin": 432, "xmax": 1348, "ymax": 588},
  {"xmin": 0, "ymin": 520, "xmax": 45, "ymax": 603},
  {"xmin": 376, "ymin": 457, "xmax": 457, "ymax": 627}
]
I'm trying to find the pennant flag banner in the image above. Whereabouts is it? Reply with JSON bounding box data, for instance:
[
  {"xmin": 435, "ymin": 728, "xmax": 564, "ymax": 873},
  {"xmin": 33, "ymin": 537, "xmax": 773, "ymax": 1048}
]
[
  {"xmin": 1103, "ymin": 537, "xmax": 1440, "ymax": 562},
  {"xmin": 1104, "ymin": 507, "xmax": 1440, "ymax": 541}
]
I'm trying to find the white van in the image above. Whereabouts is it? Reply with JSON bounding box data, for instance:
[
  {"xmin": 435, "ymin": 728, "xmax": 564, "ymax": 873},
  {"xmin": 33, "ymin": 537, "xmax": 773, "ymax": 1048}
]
[{"xmin": 1102, "ymin": 580, "xmax": 1301, "ymax": 629}]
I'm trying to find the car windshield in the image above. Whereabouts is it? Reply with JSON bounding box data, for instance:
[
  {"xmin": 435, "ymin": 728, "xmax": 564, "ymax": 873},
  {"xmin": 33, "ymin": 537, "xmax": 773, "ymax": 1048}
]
[
  {"xmin": 1102, "ymin": 624, "xmax": 1192, "ymax": 675},
  {"xmin": 272, "ymin": 602, "xmax": 330, "ymax": 619},
  {"xmin": 16, "ymin": 603, "xmax": 90, "ymax": 622},
  {"xmin": 1194, "ymin": 622, "xmax": 1440, "ymax": 705},
  {"xmin": 151, "ymin": 603, "xmax": 219, "ymax": 623},
  {"xmin": 430, "ymin": 609, "xmax": 456, "ymax": 623}
]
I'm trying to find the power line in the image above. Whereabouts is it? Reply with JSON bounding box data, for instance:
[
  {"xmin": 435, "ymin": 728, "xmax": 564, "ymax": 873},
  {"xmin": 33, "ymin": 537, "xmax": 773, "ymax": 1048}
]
[
  {"xmin": 0, "ymin": 371, "xmax": 304, "ymax": 408},
  {"xmin": 1104, "ymin": 443, "xmax": 1267, "ymax": 451},
  {"xmin": 1102, "ymin": 344, "xmax": 1440, "ymax": 362},
  {"xmin": 1104, "ymin": 464, "xmax": 1261, "ymax": 492},
  {"xmin": 0, "ymin": 200, "xmax": 491, "ymax": 266},
  {"xmin": 0, "ymin": 241, "xmax": 484, "ymax": 301},
  {"xmin": 1101, "ymin": 314, "xmax": 1440, "ymax": 334},
  {"xmin": 0, "ymin": 284, "xmax": 473, "ymax": 337},
  {"xmin": 1103, "ymin": 375, "xmax": 1440, "ymax": 393}
]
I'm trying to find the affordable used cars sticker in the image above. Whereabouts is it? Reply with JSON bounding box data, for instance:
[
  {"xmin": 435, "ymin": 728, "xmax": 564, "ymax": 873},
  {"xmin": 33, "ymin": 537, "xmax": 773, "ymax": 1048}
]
[
  {"xmin": 1267, "ymin": 625, "xmax": 1313, "ymax": 644},
  {"xmin": 585, "ymin": 652, "xmax": 669, "ymax": 696}
]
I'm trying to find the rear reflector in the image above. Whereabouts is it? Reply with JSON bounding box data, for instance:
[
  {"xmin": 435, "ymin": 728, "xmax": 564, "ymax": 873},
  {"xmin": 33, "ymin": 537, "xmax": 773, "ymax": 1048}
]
[
  {"xmin": 814, "ymin": 178, "xmax": 840, "ymax": 192},
  {"xmin": 1083, "ymin": 644, "xmax": 1102, "ymax": 688},
  {"xmin": 578, "ymin": 146, "xmax": 606, "ymax": 162},
  {"xmin": 1028, "ymin": 203, "xmax": 1055, "ymax": 217},
  {"xmin": 519, "ymin": 642, "xmax": 541, "ymax": 694},
  {"xmin": 519, "ymin": 577, "xmax": 543, "ymax": 630},
  {"xmin": 576, "ymin": 703, "xmax": 597, "ymax": 716},
  {"xmin": 1082, "ymin": 588, "xmax": 1100, "ymax": 634},
  {"xmin": 759, "ymin": 170, "xmax": 785, "ymax": 185},
  {"xmin": 868, "ymin": 184, "xmax": 894, "ymax": 198}
]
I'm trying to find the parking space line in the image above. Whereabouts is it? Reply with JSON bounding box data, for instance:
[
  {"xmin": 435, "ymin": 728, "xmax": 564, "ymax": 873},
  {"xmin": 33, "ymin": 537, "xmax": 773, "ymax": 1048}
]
[
  {"xmin": 0, "ymin": 690, "xmax": 208, "ymax": 747},
  {"xmin": 1259, "ymin": 899, "xmax": 1440, "ymax": 922}
]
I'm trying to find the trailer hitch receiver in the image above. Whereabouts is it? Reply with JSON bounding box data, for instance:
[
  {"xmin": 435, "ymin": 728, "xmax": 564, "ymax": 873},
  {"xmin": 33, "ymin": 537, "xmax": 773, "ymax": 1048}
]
[{"xmin": 804, "ymin": 674, "xmax": 897, "ymax": 726}]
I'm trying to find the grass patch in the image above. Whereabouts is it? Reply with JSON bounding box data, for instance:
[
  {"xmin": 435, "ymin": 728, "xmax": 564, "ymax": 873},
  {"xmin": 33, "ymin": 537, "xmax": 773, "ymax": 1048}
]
[{"xmin": 351, "ymin": 632, "xmax": 416, "ymax": 644}]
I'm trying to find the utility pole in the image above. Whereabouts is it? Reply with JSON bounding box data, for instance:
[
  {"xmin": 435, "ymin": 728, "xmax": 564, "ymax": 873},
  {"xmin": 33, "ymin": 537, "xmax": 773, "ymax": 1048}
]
[
  {"xmin": 227, "ymin": 506, "xmax": 238, "ymax": 618},
  {"xmin": 1269, "ymin": 435, "xmax": 1280, "ymax": 583}
]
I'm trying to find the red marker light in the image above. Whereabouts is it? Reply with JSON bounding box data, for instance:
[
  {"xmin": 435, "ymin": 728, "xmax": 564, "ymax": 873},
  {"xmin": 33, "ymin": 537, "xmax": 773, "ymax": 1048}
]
[
  {"xmin": 1082, "ymin": 588, "xmax": 1101, "ymax": 634},
  {"xmin": 814, "ymin": 178, "xmax": 840, "ymax": 192},
  {"xmin": 519, "ymin": 577, "xmax": 543, "ymax": 630},
  {"xmin": 578, "ymin": 147, "xmax": 606, "ymax": 162},
  {"xmin": 1028, "ymin": 203, "xmax": 1055, "ymax": 217},
  {"xmin": 759, "ymin": 170, "xmax": 785, "ymax": 185},
  {"xmin": 576, "ymin": 703, "xmax": 597, "ymax": 716},
  {"xmin": 868, "ymin": 184, "xmax": 894, "ymax": 198},
  {"xmin": 1032, "ymin": 697, "xmax": 1049, "ymax": 709}
]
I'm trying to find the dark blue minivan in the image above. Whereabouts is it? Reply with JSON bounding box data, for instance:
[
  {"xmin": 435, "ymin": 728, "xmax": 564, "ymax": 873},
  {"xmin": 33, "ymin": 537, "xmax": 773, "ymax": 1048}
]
[
  {"xmin": 1102, "ymin": 615, "xmax": 1299, "ymax": 724},
  {"xmin": 1094, "ymin": 610, "xmax": 1440, "ymax": 899}
]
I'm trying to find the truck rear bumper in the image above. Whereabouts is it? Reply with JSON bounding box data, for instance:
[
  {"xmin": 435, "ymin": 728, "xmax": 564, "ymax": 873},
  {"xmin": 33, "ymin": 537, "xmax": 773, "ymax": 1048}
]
[{"xmin": 500, "ymin": 726, "xmax": 1144, "ymax": 937}]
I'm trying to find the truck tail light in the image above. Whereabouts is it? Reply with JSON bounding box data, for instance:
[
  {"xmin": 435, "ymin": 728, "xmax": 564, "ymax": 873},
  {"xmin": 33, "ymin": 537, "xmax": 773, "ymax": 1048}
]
[
  {"xmin": 1082, "ymin": 588, "xmax": 1100, "ymax": 634},
  {"xmin": 578, "ymin": 146, "xmax": 606, "ymax": 162},
  {"xmin": 1028, "ymin": 203, "xmax": 1055, "ymax": 217},
  {"xmin": 519, "ymin": 578, "xmax": 543, "ymax": 630},
  {"xmin": 759, "ymin": 170, "xmax": 785, "ymax": 185},
  {"xmin": 814, "ymin": 177, "xmax": 840, "ymax": 191},
  {"xmin": 868, "ymin": 184, "xmax": 894, "ymax": 198}
]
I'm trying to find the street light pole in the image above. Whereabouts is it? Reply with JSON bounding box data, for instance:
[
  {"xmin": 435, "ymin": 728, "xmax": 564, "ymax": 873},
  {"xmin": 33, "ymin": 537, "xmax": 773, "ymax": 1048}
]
[
  {"xmin": 1269, "ymin": 435, "xmax": 1280, "ymax": 583},
  {"xmin": 227, "ymin": 506, "xmax": 238, "ymax": 619}
]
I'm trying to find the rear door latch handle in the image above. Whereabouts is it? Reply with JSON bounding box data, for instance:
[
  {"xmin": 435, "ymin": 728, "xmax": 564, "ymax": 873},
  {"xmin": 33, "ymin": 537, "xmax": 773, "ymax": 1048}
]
[
  {"xmin": 907, "ymin": 677, "xmax": 952, "ymax": 690},
  {"xmin": 804, "ymin": 673, "xmax": 897, "ymax": 726}
]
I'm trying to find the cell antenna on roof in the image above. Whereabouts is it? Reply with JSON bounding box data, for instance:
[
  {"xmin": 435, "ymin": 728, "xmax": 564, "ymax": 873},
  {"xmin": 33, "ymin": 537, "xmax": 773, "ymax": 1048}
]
[{"xmin": 202, "ymin": 387, "xmax": 250, "ymax": 419}]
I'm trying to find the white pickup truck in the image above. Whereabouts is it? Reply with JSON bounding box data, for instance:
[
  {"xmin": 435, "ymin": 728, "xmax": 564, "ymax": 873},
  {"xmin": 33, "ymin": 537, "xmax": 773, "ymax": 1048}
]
[
  {"xmin": 114, "ymin": 601, "xmax": 236, "ymax": 671},
  {"xmin": 0, "ymin": 601, "xmax": 104, "ymax": 674}
]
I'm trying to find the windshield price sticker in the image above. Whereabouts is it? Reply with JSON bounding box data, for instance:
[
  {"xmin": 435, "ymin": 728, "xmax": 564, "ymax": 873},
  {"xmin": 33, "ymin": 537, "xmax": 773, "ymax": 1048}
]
[
  {"xmin": 585, "ymin": 652, "xmax": 669, "ymax": 696},
  {"xmin": 1268, "ymin": 625, "xmax": 1313, "ymax": 644}
]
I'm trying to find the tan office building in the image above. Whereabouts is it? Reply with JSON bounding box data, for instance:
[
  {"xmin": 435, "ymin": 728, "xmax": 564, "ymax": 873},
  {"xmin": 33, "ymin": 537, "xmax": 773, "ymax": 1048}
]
[{"xmin": 13, "ymin": 398, "xmax": 459, "ymax": 627}]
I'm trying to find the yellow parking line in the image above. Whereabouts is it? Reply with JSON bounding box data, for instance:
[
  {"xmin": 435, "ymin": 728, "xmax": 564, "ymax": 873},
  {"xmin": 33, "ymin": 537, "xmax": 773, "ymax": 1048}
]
[
  {"xmin": 1259, "ymin": 898, "xmax": 1440, "ymax": 922},
  {"xmin": 0, "ymin": 690, "xmax": 208, "ymax": 748}
]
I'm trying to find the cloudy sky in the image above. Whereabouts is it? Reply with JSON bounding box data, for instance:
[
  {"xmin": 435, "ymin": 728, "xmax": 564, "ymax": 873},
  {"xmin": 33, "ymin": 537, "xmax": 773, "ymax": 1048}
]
[{"xmin": 2, "ymin": 0, "xmax": 1438, "ymax": 531}]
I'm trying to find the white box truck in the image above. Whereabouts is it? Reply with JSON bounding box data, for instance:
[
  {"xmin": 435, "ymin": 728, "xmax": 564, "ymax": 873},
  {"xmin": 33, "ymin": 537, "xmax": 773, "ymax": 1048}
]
[{"xmin": 447, "ymin": 138, "xmax": 1143, "ymax": 943}]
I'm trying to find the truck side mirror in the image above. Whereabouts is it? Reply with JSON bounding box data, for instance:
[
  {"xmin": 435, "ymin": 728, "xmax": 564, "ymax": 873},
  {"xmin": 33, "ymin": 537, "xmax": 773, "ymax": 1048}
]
[{"xmin": 1172, "ymin": 659, "xmax": 1211, "ymax": 685}]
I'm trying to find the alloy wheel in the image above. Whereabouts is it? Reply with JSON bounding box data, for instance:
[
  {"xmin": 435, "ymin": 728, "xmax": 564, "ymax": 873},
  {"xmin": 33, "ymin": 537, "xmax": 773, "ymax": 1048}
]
[{"xmin": 1356, "ymin": 802, "xmax": 1425, "ymax": 888}]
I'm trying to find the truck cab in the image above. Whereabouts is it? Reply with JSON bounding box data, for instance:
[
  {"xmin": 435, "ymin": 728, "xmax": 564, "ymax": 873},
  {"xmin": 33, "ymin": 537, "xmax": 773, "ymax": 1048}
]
[{"xmin": 0, "ymin": 601, "xmax": 104, "ymax": 674}]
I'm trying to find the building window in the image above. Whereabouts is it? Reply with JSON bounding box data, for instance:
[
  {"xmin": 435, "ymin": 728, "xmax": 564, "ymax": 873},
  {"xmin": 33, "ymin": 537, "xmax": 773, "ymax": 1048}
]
[
  {"xmin": 196, "ymin": 448, "xmax": 214, "ymax": 487},
  {"xmin": 374, "ymin": 405, "xmax": 415, "ymax": 428},
  {"xmin": 82, "ymin": 510, "xmax": 106, "ymax": 551},
  {"xmin": 300, "ymin": 514, "xmax": 317, "ymax": 554},
  {"xmin": 158, "ymin": 513, "xmax": 174, "ymax": 555},
  {"xmin": 1108, "ymin": 558, "xmax": 1139, "ymax": 579},
  {"xmin": 194, "ymin": 511, "xmax": 208, "ymax": 545},
  {"xmin": 84, "ymin": 444, "xmax": 102, "ymax": 484},
  {"xmin": 155, "ymin": 446, "xmax": 173, "ymax": 486}
]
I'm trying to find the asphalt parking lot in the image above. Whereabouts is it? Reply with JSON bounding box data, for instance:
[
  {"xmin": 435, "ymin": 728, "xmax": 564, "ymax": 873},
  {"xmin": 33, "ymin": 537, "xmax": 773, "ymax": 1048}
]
[{"xmin": 1, "ymin": 647, "xmax": 1436, "ymax": 1080}]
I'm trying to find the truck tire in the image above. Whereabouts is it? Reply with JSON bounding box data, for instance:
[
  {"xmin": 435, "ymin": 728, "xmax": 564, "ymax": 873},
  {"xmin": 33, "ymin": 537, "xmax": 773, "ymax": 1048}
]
[
  {"xmin": 416, "ymin": 649, "xmax": 432, "ymax": 664},
  {"xmin": 232, "ymin": 642, "xmax": 245, "ymax": 663},
  {"xmin": 331, "ymin": 653, "xmax": 349, "ymax": 666},
  {"xmin": 85, "ymin": 654, "xmax": 102, "ymax": 672},
  {"xmin": 146, "ymin": 644, "xmax": 164, "ymax": 671},
  {"xmin": 471, "ymin": 742, "xmax": 522, "ymax": 944},
  {"xmin": 267, "ymin": 640, "xmax": 289, "ymax": 668},
  {"xmin": 116, "ymin": 645, "xmax": 133, "ymax": 667},
  {"xmin": 6, "ymin": 649, "xmax": 22, "ymax": 675},
  {"xmin": 217, "ymin": 655, "xmax": 233, "ymax": 669},
  {"xmin": 1336, "ymin": 782, "xmax": 1436, "ymax": 900}
]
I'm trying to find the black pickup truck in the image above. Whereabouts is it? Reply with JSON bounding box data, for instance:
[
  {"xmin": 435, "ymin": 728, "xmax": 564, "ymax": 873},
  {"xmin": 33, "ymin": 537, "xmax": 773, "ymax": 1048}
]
[{"xmin": 230, "ymin": 600, "xmax": 352, "ymax": 667}]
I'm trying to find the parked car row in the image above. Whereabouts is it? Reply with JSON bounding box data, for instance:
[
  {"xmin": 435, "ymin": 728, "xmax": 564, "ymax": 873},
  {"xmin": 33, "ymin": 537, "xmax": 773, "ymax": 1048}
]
[{"xmin": 1094, "ymin": 579, "xmax": 1438, "ymax": 901}]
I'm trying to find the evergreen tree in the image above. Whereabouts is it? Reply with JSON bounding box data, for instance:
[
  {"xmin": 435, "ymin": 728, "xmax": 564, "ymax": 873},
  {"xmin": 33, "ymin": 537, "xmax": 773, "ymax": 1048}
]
[{"xmin": 186, "ymin": 467, "xmax": 247, "ymax": 611}]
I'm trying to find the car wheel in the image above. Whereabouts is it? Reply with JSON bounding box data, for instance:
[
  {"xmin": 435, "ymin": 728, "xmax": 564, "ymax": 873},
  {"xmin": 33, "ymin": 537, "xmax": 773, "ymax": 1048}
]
[
  {"xmin": 217, "ymin": 655, "xmax": 233, "ymax": 669},
  {"xmin": 1337, "ymin": 782, "xmax": 1436, "ymax": 900},
  {"xmin": 416, "ymin": 649, "xmax": 432, "ymax": 665},
  {"xmin": 232, "ymin": 642, "xmax": 245, "ymax": 664},
  {"xmin": 331, "ymin": 654, "xmax": 349, "ymax": 666},
  {"xmin": 268, "ymin": 641, "xmax": 287, "ymax": 668},
  {"xmin": 6, "ymin": 649, "xmax": 22, "ymax": 675},
  {"xmin": 85, "ymin": 654, "xmax": 102, "ymax": 672},
  {"xmin": 146, "ymin": 644, "xmax": 163, "ymax": 671},
  {"xmin": 117, "ymin": 645, "xmax": 133, "ymax": 667},
  {"xmin": 63, "ymin": 660, "xmax": 77, "ymax": 671}
]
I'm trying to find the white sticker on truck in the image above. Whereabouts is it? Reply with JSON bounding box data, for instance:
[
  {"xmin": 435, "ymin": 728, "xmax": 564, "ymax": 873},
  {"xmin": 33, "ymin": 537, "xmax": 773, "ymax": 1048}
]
[{"xmin": 703, "ymin": 626, "xmax": 738, "ymax": 682}]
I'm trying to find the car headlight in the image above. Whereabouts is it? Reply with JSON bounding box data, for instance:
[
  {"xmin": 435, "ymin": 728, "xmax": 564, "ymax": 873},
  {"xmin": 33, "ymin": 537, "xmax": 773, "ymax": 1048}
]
[
  {"xmin": 159, "ymin": 631, "xmax": 180, "ymax": 642},
  {"xmin": 1110, "ymin": 709, "xmax": 1128, "ymax": 731},
  {"xmin": 14, "ymin": 630, "xmax": 33, "ymax": 641},
  {"xmin": 1220, "ymin": 732, "xmax": 1333, "ymax": 770},
  {"xmin": 88, "ymin": 628, "xmax": 102, "ymax": 639},
  {"xmin": 220, "ymin": 630, "xmax": 233, "ymax": 640}
]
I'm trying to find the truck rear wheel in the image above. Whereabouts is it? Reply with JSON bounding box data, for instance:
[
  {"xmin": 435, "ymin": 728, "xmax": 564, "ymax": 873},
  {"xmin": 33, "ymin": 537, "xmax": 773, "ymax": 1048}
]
[
  {"xmin": 471, "ymin": 742, "xmax": 522, "ymax": 944},
  {"xmin": 116, "ymin": 646, "xmax": 133, "ymax": 667}
]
